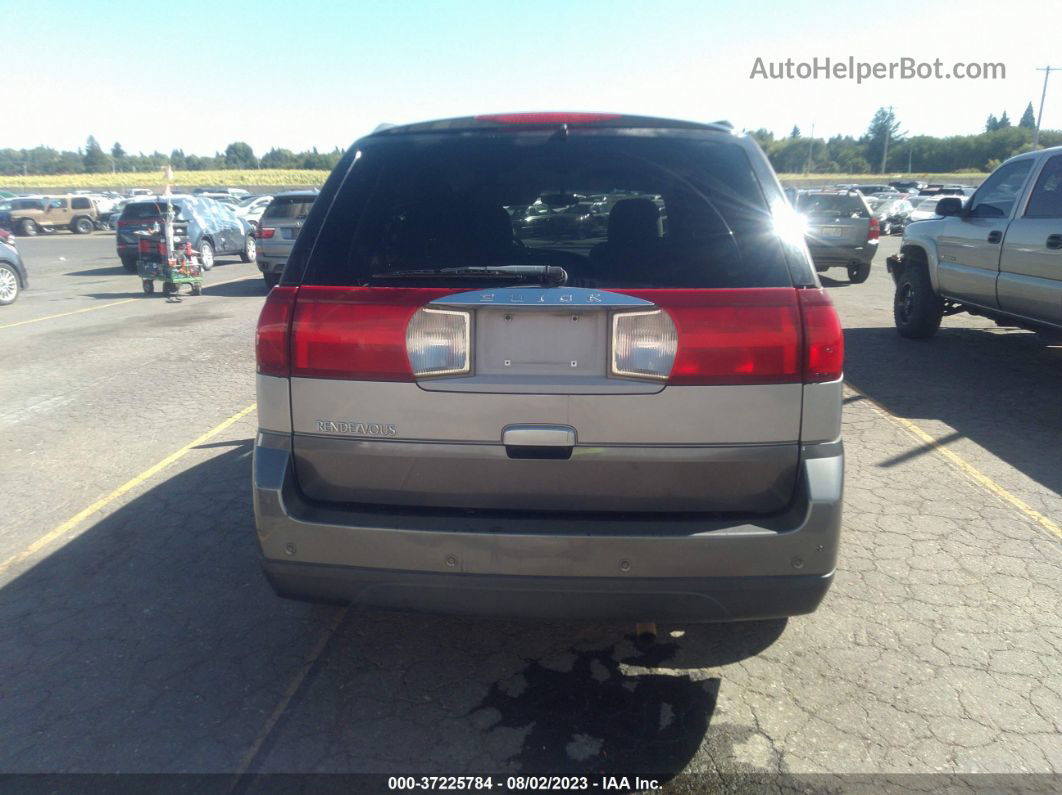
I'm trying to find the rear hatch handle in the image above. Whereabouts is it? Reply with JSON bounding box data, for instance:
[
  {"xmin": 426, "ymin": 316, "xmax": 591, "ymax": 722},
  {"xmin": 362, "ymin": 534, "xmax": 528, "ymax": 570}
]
[{"xmin": 502, "ymin": 424, "xmax": 576, "ymax": 460}]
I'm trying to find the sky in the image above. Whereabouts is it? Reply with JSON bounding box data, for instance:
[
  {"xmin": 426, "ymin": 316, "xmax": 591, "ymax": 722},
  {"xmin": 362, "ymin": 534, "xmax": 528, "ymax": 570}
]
[{"xmin": 7, "ymin": 0, "xmax": 1061, "ymax": 156}]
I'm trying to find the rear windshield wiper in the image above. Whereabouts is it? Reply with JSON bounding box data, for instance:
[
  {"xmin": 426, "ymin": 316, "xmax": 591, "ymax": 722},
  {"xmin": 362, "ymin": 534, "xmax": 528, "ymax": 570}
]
[{"xmin": 370, "ymin": 265, "xmax": 568, "ymax": 285}]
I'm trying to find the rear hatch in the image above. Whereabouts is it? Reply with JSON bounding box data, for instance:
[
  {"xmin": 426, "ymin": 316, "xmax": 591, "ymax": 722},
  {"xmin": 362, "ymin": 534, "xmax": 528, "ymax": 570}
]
[
  {"xmin": 116, "ymin": 200, "xmax": 171, "ymax": 247},
  {"xmin": 265, "ymin": 120, "xmax": 840, "ymax": 515},
  {"xmin": 797, "ymin": 193, "xmax": 872, "ymax": 248},
  {"xmin": 258, "ymin": 195, "xmax": 315, "ymax": 257}
]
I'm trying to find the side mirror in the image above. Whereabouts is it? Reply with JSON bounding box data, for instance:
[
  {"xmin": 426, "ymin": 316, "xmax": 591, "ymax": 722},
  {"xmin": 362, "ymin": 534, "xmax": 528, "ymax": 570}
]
[{"xmin": 936, "ymin": 197, "xmax": 964, "ymax": 217}]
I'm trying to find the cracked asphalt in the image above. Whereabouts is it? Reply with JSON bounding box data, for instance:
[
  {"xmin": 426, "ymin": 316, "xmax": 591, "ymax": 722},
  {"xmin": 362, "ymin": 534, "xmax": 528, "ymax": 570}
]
[{"xmin": 0, "ymin": 233, "xmax": 1059, "ymax": 785}]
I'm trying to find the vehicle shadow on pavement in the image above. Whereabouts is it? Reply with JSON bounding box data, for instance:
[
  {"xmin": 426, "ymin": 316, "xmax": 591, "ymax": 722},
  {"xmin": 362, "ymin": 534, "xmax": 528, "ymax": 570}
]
[
  {"xmin": 818, "ymin": 276, "xmax": 852, "ymax": 288},
  {"xmin": 844, "ymin": 325, "xmax": 1062, "ymax": 496},
  {"xmin": 64, "ymin": 266, "xmax": 131, "ymax": 277},
  {"xmin": 0, "ymin": 440, "xmax": 785, "ymax": 775}
]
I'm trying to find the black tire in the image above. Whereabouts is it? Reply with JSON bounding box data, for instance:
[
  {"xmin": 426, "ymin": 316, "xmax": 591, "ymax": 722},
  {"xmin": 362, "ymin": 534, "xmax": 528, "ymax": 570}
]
[
  {"xmin": 190, "ymin": 283, "xmax": 203, "ymax": 296},
  {"xmin": 142, "ymin": 280, "xmax": 155, "ymax": 295},
  {"xmin": 120, "ymin": 254, "xmax": 137, "ymax": 272},
  {"xmin": 240, "ymin": 234, "xmax": 256, "ymax": 263},
  {"xmin": 894, "ymin": 264, "xmax": 944, "ymax": 339},
  {"xmin": 0, "ymin": 262, "xmax": 20, "ymax": 305},
  {"xmin": 18, "ymin": 218, "xmax": 37, "ymax": 237},
  {"xmin": 72, "ymin": 217, "xmax": 94, "ymax": 235},
  {"xmin": 198, "ymin": 239, "xmax": 215, "ymax": 271},
  {"xmin": 263, "ymin": 272, "xmax": 280, "ymax": 289},
  {"xmin": 847, "ymin": 261, "xmax": 871, "ymax": 284}
]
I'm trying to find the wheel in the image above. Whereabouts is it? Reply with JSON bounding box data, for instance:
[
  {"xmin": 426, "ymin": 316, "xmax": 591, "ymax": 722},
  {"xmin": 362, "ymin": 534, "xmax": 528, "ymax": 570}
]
[
  {"xmin": 190, "ymin": 283, "xmax": 202, "ymax": 296},
  {"xmin": 894, "ymin": 264, "xmax": 944, "ymax": 339},
  {"xmin": 198, "ymin": 240, "xmax": 215, "ymax": 270},
  {"xmin": 263, "ymin": 272, "xmax": 280, "ymax": 289},
  {"xmin": 141, "ymin": 280, "xmax": 155, "ymax": 295},
  {"xmin": 120, "ymin": 254, "xmax": 137, "ymax": 272},
  {"xmin": 847, "ymin": 261, "xmax": 871, "ymax": 284},
  {"xmin": 240, "ymin": 234, "xmax": 256, "ymax": 263},
  {"xmin": 18, "ymin": 218, "xmax": 37, "ymax": 237},
  {"xmin": 0, "ymin": 263, "xmax": 20, "ymax": 305},
  {"xmin": 72, "ymin": 217, "xmax": 94, "ymax": 235}
]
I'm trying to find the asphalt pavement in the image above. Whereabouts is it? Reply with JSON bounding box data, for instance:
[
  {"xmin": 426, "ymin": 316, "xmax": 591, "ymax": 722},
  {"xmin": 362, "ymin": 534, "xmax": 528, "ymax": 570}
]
[{"xmin": 0, "ymin": 231, "xmax": 1058, "ymax": 786}]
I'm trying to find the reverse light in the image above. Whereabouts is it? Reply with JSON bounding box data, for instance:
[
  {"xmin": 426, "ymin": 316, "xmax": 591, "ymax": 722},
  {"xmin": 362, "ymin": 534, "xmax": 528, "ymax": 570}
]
[
  {"xmin": 406, "ymin": 307, "xmax": 471, "ymax": 377},
  {"xmin": 610, "ymin": 309, "xmax": 677, "ymax": 380}
]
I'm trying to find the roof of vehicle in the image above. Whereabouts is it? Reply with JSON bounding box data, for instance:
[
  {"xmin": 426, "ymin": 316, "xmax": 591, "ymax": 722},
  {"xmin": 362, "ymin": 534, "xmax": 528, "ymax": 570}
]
[
  {"xmin": 270, "ymin": 190, "xmax": 319, "ymax": 198},
  {"xmin": 368, "ymin": 112, "xmax": 736, "ymax": 137}
]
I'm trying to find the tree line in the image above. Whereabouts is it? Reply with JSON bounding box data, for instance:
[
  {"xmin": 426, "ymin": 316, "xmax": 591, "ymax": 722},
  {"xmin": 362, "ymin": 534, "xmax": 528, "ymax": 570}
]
[
  {"xmin": 0, "ymin": 138, "xmax": 345, "ymax": 176},
  {"xmin": 753, "ymin": 102, "xmax": 1060, "ymax": 174},
  {"xmin": 3, "ymin": 103, "xmax": 1060, "ymax": 177}
]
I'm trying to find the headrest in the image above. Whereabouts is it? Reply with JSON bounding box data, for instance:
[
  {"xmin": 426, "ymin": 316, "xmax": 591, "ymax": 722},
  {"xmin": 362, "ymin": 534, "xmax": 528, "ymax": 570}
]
[{"xmin": 607, "ymin": 198, "xmax": 659, "ymax": 245}]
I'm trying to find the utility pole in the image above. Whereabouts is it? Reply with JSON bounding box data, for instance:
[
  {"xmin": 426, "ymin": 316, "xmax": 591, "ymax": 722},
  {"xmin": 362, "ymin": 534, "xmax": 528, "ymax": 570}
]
[
  {"xmin": 805, "ymin": 123, "xmax": 815, "ymax": 174},
  {"xmin": 880, "ymin": 105, "xmax": 892, "ymax": 174},
  {"xmin": 1034, "ymin": 66, "xmax": 1058, "ymax": 147},
  {"xmin": 907, "ymin": 143, "xmax": 913, "ymax": 173}
]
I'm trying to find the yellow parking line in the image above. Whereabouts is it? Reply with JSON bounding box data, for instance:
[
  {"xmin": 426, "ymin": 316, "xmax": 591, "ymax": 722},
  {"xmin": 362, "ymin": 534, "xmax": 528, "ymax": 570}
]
[
  {"xmin": 0, "ymin": 403, "xmax": 257, "ymax": 577},
  {"xmin": 233, "ymin": 607, "xmax": 349, "ymax": 779},
  {"xmin": 0, "ymin": 299, "xmax": 136, "ymax": 329},
  {"xmin": 846, "ymin": 384, "xmax": 1062, "ymax": 540},
  {"xmin": 0, "ymin": 274, "xmax": 259, "ymax": 330}
]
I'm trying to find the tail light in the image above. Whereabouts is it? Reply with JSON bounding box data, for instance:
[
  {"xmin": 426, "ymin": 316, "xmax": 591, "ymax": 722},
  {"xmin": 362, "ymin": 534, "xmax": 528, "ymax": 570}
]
[
  {"xmin": 256, "ymin": 286, "xmax": 298, "ymax": 377},
  {"xmin": 618, "ymin": 288, "xmax": 842, "ymax": 385},
  {"xmin": 797, "ymin": 288, "xmax": 844, "ymax": 382},
  {"xmin": 289, "ymin": 287, "xmax": 460, "ymax": 381},
  {"xmin": 610, "ymin": 310, "xmax": 677, "ymax": 380},
  {"xmin": 258, "ymin": 227, "xmax": 275, "ymax": 239},
  {"xmin": 406, "ymin": 307, "xmax": 471, "ymax": 377},
  {"xmin": 868, "ymin": 216, "xmax": 880, "ymax": 241},
  {"xmin": 137, "ymin": 238, "xmax": 149, "ymax": 255}
]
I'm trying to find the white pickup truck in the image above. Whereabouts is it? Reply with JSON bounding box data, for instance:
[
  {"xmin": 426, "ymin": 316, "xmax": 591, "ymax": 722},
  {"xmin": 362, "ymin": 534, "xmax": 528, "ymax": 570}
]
[{"xmin": 888, "ymin": 146, "xmax": 1062, "ymax": 340}]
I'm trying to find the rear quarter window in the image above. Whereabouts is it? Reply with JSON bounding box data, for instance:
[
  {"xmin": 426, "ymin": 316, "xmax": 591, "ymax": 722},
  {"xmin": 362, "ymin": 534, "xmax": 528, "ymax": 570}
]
[{"xmin": 302, "ymin": 131, "xmax": 792, "ymax": 289}]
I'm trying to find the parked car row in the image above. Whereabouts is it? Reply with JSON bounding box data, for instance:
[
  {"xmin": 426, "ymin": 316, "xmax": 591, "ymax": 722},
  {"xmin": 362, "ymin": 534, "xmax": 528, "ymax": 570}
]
[{"xmin": 115, "ymin": 195, "xmax": 257, "ymax": 271}]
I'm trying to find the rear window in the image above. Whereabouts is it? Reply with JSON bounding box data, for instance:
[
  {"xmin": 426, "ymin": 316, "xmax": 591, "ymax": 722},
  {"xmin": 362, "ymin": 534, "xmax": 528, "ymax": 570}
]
[
  {"xmin": 264, "ymin": 196, "xmax": 316, "ymax": 220},
  {"xmin": 797, "ymin": 193, "xmax": 868, "ymax": 218},
  {"xmin": 120, "ymin": 200, "xmax": 190, "ymax": 220},
  {"xmin": 303, "ymin": 131, "xmax": 791, "ymax": 288}
]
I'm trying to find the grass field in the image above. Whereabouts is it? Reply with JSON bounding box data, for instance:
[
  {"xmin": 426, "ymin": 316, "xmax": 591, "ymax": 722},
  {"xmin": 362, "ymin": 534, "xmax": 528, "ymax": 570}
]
[
  {"xmin": 0, "ymin": 169, "xmax": 328, "ymax": 191},
  {"xmin": 0, "ymin": 169, "xmax": 989, "ymax": 192}
]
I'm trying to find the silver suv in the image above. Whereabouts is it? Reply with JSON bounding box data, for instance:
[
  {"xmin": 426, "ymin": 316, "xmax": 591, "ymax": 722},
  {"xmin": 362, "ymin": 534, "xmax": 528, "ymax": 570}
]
[
  {"xmin": 256, "ymin": 191, "xmax": 317, "ymax": 288},
  {"xmin": 796, "ymin": 190, "xmax": 879, "ymax": 283},
  {"xmin": 253, "ymin": 113, "xmax": 845, "ymax": 622}
]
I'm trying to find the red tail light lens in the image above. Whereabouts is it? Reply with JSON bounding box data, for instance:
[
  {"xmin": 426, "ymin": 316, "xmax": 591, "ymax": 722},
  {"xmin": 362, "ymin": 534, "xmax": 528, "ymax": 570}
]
[
  {"xmin": 797, "ymin": 288, "xmax": 844, "ymax": 382},
  {"xmin": 290, "ymin": 287, "xmax": 460, "ymax": 381},
  {"xmin": 620, "ymin": 289, "xmax": 802, "ymax": 385},
  {"xmin": 868, "ymin": 216, "xmax": 880, "ymax": 241},
  {"xmin": 137, "ymin": 238, "xmax": 150, "ymax": 255},
  {"xmin": 258, "ymin": 227, "xmax": 275, "ymax": 239},
  {"xmin": 256, "ymin": 286, "xmax": 298, "ymax": 377}
]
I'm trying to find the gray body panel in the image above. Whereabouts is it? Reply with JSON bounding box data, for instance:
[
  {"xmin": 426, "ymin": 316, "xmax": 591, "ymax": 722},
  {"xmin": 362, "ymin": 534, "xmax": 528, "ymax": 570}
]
[
  {"xmin": 252, "ymin": 430, "xmax": 843, "ymax": 620},
  {"xmin": 935, "ymin": 216, "xmax": 1007, "ymax": 308},
  {"xmin": 998, "ymin": 216, "xmax": 1062, "ymax": 324}
]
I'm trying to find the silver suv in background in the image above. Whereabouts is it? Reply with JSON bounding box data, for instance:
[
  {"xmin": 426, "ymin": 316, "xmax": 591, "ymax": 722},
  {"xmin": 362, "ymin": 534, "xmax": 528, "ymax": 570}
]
[
  {"xmin": 256, "ymin": 191, "xmax": 317, "ymax": 288},
  {"xmin": 796, "ymin": 190, "xmax": 879, "ymax": 283},
  {"xmin": 253, "ymin": 113, "xmax": 844, "ymax": 623}
]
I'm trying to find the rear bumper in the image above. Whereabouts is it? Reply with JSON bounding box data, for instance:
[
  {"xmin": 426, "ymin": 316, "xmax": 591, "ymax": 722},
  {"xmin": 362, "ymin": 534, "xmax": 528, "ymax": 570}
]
[
  {"xmin": 263, "ymin": 560, "xmax": 833, "ymax": 622},
  {"xmin": 253, "ymin": 432, "xmax": 843, "ymax": 621},
  {"xmin": 806, "ymin": 243, "xmax": 876, "ymax": 268}
]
